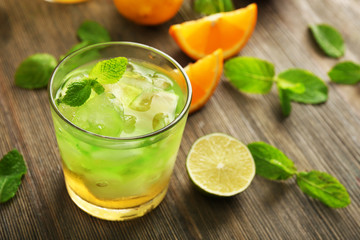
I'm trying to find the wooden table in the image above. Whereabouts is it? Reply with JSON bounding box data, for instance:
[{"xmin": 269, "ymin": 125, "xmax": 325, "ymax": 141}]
[{"xmin": 1, "ymin": 0, "xmax": 359, "ymax": 239}]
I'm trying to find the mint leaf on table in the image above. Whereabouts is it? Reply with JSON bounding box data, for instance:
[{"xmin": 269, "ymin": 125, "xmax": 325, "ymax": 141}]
[
  {"xmin": 277, "ymin": 69, "xmax": 328, "ymax": 104},
  {"xmin": 247, "ymin": 142, "xmax": 297, "ymax": 180},
  {"xmin": 224, "ymin": 57, "xmax": 275, "ymax": 94},
  {"xmin": 77, "ymin": 20, "xmax": 111, "ymax": 44},
  {"xmin": 194, "ymin": 0, "xmax": 234, "ymax": 15},
  {"xmin": 296, "ymin": 171, "xmax": 351, "ymax": 208},
  {"xmin": 328, "ymin": 61, "xmax": 360, "ymax": 84},
  {"xmin": 89, "ymin": 57, "xmax": 128, "ymax": 84},
  {"xmin": 15, "ymin": 54, "xmax": 58, "ymax": 89},
  {"xmin": 0, "ymin": 149, "xmax": 27, "ymax": 203},
  {"xmin": 309, "ymin": 24, "xmax": 345, "ymax": 58}
]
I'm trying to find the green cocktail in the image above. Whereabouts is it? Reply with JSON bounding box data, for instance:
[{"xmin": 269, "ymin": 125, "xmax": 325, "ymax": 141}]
[{"xmin": 48, "ymin": 42, "xmax": 191, "ymax": 221}]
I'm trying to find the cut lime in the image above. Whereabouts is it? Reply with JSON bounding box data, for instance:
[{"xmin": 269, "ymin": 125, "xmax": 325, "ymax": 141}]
[{"xmin": 186, "ymin": 133, "xmax": 256, "ymax": 197}]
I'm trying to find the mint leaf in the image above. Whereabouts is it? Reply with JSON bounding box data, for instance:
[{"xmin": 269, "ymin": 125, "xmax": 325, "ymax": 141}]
[
  {"xmin": 194, "ymin": 0, "xmax": 234, "ymax": 15},
  {"xmin": 59, "ymin": 41, "xmax": 92, "ymax": 61},
  {"xmin": 15, "ymin": 54, "xmax": 58, "ymax": 89},
  {"xmin": 278, "ymin": 87, "xmax": 292, "ymax": 117},
  {"xmin": 77, "ymin": 20, "xmax": 111, "ymax": 43},
  {"xmin": 89, "ymin": 57, "xmax": 128, "ymax": 84},
  {"xmin": 89, "ymin": 79, "xmax": 105, "ymax": 94},
  {"xmin": 328, "ymin": 61, "xmax": 360, "ymax": 84},
  {"xmin": 61, "ymin": 81, "xmax": 92, "ymax": 107},
  {"xmin": 296, "ymin": 171, "xmax": 351, "ymax": 208},
  {"xmin": 248, "ymin": 142, "xmax": 297, "ymax": 180},
  {"xmin": 224, "ymin": 57, "xmax": 275, "ymax": 94},
  {"xmin": 0, "ymin": 149, "xmax": 27, "ymax": 203},
  {"xmin": 309, "ymin": 24, "xmax": 345, "ymax": 58},
  {"xmin": 277, "ymin": 69, "xmax": 328, "ymax": 104}
]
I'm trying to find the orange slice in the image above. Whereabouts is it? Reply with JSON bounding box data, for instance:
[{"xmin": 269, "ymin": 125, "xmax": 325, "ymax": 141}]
[
  {"xmin": 185, "ymin": 49, "xmax": 223, "ymax": 113},
  {"xmin": 169, "ymin": 3, "xmax": 257, "ymax": 60}
]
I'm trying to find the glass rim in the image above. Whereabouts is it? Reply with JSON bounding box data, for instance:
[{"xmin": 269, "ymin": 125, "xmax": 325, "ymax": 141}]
[{"xmin": 48, "ymin": 41, "xmax": 192, "ymax": 141}]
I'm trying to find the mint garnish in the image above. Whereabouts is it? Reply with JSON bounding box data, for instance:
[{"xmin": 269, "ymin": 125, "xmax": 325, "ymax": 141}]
[
  {"xmin": 247, "ymin": 142, "xmax": 350, "ymax": 208},
  {"xmin": 0, "ymin": 149, "xmax": 27, "ymax": 203},
  {"xmin": 328, "ymin": 61, "xmax": 360, "ymax": 84},
  {"xmin": 15, "ymin": 54, "xmax": 58, "ymax": 89},
  {"xmin": 89, "ymin": 57, "xmax": 128, "ymax": 84},
  {"xmin": 247, "ymin": 142, "xmax": 297, "ymax": 180},
  {"xmin": 309, "ymin": 24, "xmax": 345, "ymax": 58},
  {"xmin": 61, "ymin": 80, "xmax": 93, "ymax": 107},
  {"xmin": 194, "ymin": 0, "xmax": 234, "ymax": 15},
  {"xmin": 77, "ymin": 20, "xmax": 111, "ymax": 44},
  {"xmin": 60, "ymin": 57, "xmax": 127, "ymax": 106},
  {"xmin": 224, "ymin": 57, "xmax": 328, "ymax": 117}
]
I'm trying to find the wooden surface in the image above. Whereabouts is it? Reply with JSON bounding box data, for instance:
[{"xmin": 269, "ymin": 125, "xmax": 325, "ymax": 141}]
[{"xmin": 1, "ymin": 0, "xmax": 359, "ymax": 239}]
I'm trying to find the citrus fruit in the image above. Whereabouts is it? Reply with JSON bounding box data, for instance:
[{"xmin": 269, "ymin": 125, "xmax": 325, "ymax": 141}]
[
  {"xmin": 185, "ymin": 49, "xmax": 223, "ymax": 113},
  {"xmin": 169, "ymin": 3, "xmax": 257, "ymax": 60},
  {"xmin": 113, "ymin": 0, "xmax": 183, "ymax": 25},
  {"xmin": 186, "ymin": 133, "xmax": 255, "ymax": 197}
]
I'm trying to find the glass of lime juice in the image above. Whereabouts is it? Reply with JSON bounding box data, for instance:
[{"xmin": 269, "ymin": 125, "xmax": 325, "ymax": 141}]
[{"xmin": 48, "ymin": 42, "xmax": 192, "ymax": 221}]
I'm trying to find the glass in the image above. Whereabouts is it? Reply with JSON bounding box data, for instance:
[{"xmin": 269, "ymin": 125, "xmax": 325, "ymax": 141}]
[{"xmin": 48, "ymin": 42, "xmax": 192, "ymax": 221}]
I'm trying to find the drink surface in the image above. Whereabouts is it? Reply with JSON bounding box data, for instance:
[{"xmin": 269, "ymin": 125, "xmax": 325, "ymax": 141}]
[
  {"xmin": 55, "ymin": 59, "xmax": 184, "ymax": 138},
  {"xmin": 52, "ymin": 58, "xmax": 187, "ymax": 215}
]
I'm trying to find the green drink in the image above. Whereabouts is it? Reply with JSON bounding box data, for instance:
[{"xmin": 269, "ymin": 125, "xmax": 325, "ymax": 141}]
[{"xmin": 49, "ymin": 42, "xmax": 191, "ymax": 221}]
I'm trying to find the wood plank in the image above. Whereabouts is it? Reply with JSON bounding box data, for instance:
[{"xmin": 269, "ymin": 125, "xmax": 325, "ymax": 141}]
[{"xmin": 0, "ymin": 0, "xmax": 359, "ymax": 239}]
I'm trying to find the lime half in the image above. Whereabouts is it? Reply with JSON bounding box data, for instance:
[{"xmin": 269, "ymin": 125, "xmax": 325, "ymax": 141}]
[{"xmin": 186, "ymin": 133, "xmax": 256, "ymax": 197}]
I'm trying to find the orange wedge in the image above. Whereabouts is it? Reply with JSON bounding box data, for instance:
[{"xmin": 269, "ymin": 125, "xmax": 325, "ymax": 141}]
[
  {"xmin": 169, "ymin": 3, "xmax": 257, "ymax": 60},
  {"xmin": 185, "ymin": 49, "xmax": 223, "ymax": 113}
]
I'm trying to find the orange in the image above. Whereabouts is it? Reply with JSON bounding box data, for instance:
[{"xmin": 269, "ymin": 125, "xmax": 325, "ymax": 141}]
[
  {"xmin": 113, "ymin": 0, "xmax": 183, "ymax": 25},
  {"xmin": 169, "ymin": 3, "xmax": 257, "ymax": 60},
  {"xmin": 185, "ymin": 49, "xmax": 223, "ymax": 113}
]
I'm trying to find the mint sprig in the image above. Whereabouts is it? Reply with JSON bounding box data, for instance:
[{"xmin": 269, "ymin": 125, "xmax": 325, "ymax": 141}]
[
  {"xmin": 194, "ymin": 0, "xmax": 234, "ymax": 15},
  {"xmin": 248, "ymin": 142, "xmax": 351, "ymax": 208},
  {"xmin": 0, "ymin": 149, "xmax": 27, "ymax": 203},
  {"xmin": 224, "ymin": 57, "xmax": 328, "ymax": 117},
  {"xmin": 60, "ymin": 57, "xmax": 127, "ymax": 107},
  {"xmin": 77, "ymin": 20, "xmax": 111, "ymax": 44},
  {"xmin": 309, "ymin": 24, "xmax": 345, "ymax": 58}
]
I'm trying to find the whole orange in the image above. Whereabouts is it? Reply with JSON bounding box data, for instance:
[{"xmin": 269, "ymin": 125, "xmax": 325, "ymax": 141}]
[{"xmin": 113, "ymin": 0, "xmax": 183, "ymax": 25}]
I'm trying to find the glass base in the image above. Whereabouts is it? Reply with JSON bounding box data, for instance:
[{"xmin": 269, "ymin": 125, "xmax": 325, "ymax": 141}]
[{"xmin": 66, "ymin": 184, "xmax": 168, "ymax": 221}]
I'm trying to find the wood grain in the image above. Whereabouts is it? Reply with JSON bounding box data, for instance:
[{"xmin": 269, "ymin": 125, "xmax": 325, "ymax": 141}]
[{"xmin": 0, "ymin": 0, "xmax": 359, "ymax": 239}]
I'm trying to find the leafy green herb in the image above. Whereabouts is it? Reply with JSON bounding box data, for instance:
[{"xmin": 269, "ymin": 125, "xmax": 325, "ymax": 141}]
[
  {"xmin": 277, "ymin": 69, "xmax": 328, "ymax": 104},
  {"xmin": 248, "ymin": 141, "xmax": 351, "ymax": 208},
  {"xmin": 309, "ymin": 24, "xmax": 345, "ymax": 58},
  {"xmin": 328, "ymin": 61, "xmax": 360, "ymax": 84},
  {"xmin": 248, "ymin": 142, "xmax": 297, "ymax": 180},
  {"xmin": 194, "ymin": 0, "xmax": 234, "ymax": 15},
  {"xmin": 297, "ymin": 171, "xmax": 351, "ymax": 208},
  {"xmin": 60, "ymin": 57, "xmax": 127, "ymax": 106},
  {"xmin": 0, "ymin": 149, "xmax": 27, "ymax": 203},
  {"xmin": 224, "ymin": 57, "xmax": 275, "ymax": 94},
  {"xmin": 77, "ymin": 20, "xmax": 111, "ymax": 44},
  {"xmin": 224, "ymin": 57, "xmax": 328, "ymax": 117},
  {"xmin": 89, "ymin": 57, "xmax": 128, "ymax": 84},
  {"xmin": 61, "ymin": 80, "xmax": 92, "ymax": 107},
  {"xmin": 15, "ymin": 54, "xmax": 58, "ymax": 89}
]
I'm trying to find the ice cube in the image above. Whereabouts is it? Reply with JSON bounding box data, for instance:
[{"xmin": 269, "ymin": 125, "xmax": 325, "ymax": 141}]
[
  {"xmin": 153, "ymin": 113, "xmax": 171, "ymax": 130},
  {"xmin": 72, "ymin": 94, "xmax": 124, "ymax": 137},
  {"xmin": 151, "ymin": 73, "xmax": 173, "ymax": 90},
  {"xmin": 129, "ymin": 91, "xmax": 154, "ymax": 112},
  {"xmin": 120, "ymin": 71, "xmax": 153, "ymax": 91},
  {"xmin": 105, "ymin": 82, "xmax": 142, "ymax": 107},
  {"xmin": 123, "ymin": 115, "xmax": 137, "ymax": 134}
]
